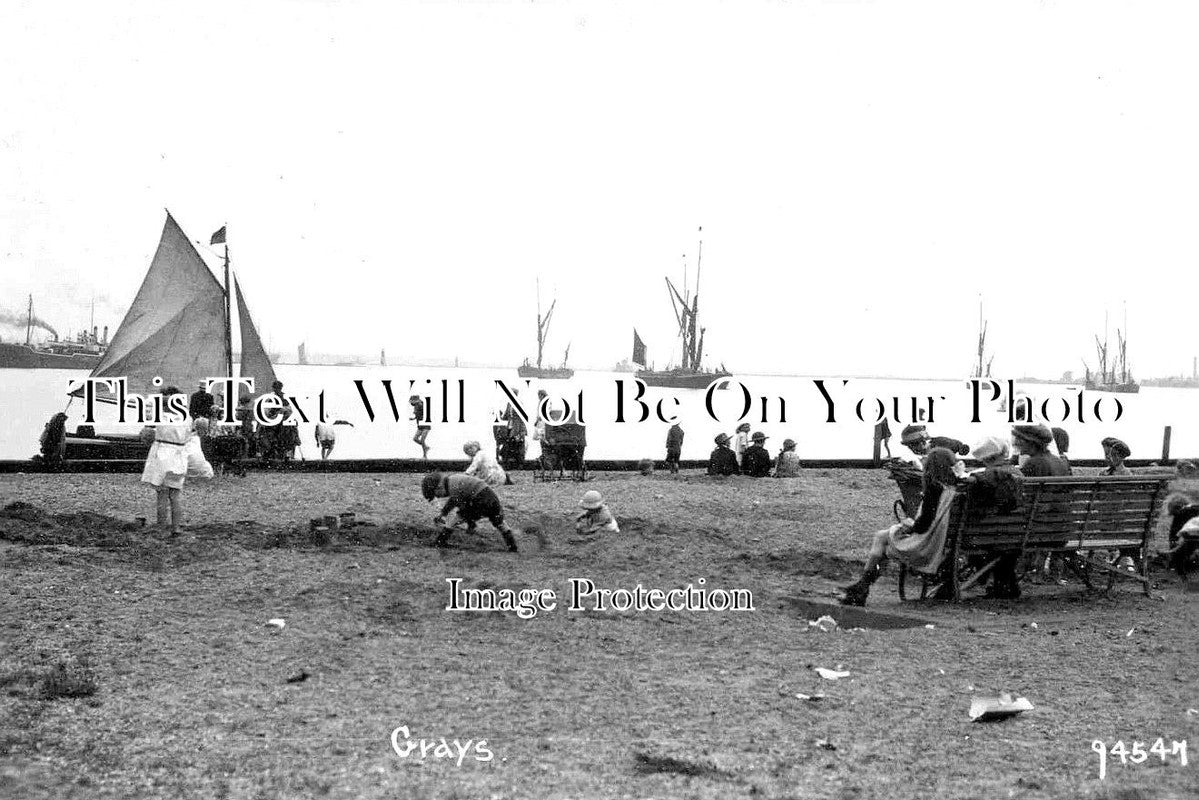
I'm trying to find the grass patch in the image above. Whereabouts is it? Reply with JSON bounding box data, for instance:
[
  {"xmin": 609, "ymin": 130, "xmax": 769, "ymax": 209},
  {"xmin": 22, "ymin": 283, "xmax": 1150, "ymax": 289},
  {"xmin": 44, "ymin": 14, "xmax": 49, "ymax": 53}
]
[
  {"xmin": 37, "ymin": 658, "xmax": 98, "ymax": 700},
  {"xmin": 632, "ymin": 749, "xmax": 737, "ymax": 781}
]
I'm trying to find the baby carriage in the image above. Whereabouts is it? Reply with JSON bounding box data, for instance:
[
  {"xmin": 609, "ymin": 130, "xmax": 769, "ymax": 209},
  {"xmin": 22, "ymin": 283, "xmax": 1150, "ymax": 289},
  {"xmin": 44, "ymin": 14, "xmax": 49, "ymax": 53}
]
[
  {"xmin": 887, "ymin": 460, "xmax": 925, "ymax": 522},
  {"xmin": 536, "ymin": 417, "xmax": 587, "ymax": 482}
]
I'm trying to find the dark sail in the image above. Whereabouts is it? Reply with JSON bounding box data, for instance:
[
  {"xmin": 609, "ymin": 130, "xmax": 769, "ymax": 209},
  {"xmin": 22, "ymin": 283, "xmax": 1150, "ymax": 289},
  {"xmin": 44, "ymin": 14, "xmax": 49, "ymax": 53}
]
[{"xmin": 632, "ymin": 329, "xmax": 647, "ymax": 366}]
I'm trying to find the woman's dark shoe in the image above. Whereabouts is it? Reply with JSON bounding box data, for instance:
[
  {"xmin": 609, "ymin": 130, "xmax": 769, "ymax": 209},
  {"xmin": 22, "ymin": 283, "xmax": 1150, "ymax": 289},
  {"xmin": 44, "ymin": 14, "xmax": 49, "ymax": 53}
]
[
  {"xmin": 840, "ymin": 584, "xmax": 868, "ymax": 606},
  {"xmin": 840, "ymin": 578, "xmax": 870, "ymax": 606},
  {"xmin": 839, "ymin": 563, "xmax": 881, "ymax": 606}
]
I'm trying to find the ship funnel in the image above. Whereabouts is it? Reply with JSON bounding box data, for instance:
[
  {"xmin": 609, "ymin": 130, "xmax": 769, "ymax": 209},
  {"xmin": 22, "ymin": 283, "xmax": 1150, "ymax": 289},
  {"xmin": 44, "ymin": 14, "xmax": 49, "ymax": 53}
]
[{"xmin": 103, "ymin": 326, "xmax": 109, "ymax": 345}]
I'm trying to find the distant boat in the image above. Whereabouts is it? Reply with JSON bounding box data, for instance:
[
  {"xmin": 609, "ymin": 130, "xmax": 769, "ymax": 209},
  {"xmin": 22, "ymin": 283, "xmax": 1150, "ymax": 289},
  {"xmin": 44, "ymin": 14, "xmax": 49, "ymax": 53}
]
[
  {"xmin": 0, "ymin": 295, "xmax": 109, "ymax": 369},
  {"xmin": 971, "ymin": 298, "xmax": 994, "ymax": 379},
  {"xmin": 612, "ymin": 348, "xmax": 638, "ymax": 373},
  {"xmin": 1083, "ymin": 309, "xmax": 1140, "ymax": 394},
  {"xmin": 69, "ymin": 212, "xmax": 278, "ymax": 405},
  {"xmin": 636, "ymin": 228, "xmax": 731, "ymax": 390},
  {"xmin": 517, "ymin": 278, "xmax": 574, "ymax": 379}
]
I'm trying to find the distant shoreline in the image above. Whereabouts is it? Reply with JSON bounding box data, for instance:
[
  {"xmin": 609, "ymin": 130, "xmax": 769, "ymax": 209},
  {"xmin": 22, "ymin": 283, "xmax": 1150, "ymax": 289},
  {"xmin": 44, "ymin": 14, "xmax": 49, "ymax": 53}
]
[{"xmin": 272, "ymin": 361, "xmax": 1084, "ymax": 384}]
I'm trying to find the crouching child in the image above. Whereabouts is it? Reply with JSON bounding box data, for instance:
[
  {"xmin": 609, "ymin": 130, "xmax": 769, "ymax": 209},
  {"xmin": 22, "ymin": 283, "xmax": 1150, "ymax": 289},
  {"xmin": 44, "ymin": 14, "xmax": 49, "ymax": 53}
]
[
  {"xmin": 1165, "ymin": 492, "xmax": 1199, "ymax": 578},
  {"xmin": 421, "ymin": 472, "xmax": 518, "ymax": 552},
  {"xmin": 575, "ymin": 490, "xmax": 619, "ymax": 538}
]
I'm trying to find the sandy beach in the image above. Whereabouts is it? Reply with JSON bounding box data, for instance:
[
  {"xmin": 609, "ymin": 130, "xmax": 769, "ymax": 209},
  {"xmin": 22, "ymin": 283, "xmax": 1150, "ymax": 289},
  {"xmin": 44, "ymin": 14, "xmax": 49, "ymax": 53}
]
[{"xmin": 1, "ymin": 468, "xmax": 1196, "ymax": 799}]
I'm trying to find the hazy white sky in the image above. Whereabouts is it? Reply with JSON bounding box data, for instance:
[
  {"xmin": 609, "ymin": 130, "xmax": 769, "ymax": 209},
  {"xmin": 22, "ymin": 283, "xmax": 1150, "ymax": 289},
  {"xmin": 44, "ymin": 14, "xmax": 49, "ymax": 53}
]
[{"xmin": 2, "ymin": 0, "xmax": 1197, "ymax": 379}]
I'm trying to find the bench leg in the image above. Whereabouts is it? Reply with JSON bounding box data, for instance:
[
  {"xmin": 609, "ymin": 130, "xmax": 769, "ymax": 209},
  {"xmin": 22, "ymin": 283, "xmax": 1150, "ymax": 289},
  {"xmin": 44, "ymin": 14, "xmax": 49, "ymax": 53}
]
[
  {"xmin": 1063, "ymin": 553, "xmax": 1091, "ymax": 588},
  {"xmin": 1139, "ymin": 548, "xmax": 1152, "ymax": 597},
  {"xmin": 949, "ymin": 538, "xmax": 963, "ymax": 602},
  {"xmin": 1083, "ymin": 551, "xmax": 1148, "ymax": 596},
  {"xmin": 957, "ymin": 555, "xmax": 1002, "ymax": 596},
  {"xmin": 897, "ymin": 564, "xmax": 931, "ymax": 601}
]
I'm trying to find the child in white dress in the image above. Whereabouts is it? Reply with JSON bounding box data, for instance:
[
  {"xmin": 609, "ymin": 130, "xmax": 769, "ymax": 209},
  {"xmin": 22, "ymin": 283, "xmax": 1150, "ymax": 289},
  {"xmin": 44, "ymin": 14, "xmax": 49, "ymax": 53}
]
[{"xmin": 140, "ymin": 387, "xmax": 212, "ymax": 535}]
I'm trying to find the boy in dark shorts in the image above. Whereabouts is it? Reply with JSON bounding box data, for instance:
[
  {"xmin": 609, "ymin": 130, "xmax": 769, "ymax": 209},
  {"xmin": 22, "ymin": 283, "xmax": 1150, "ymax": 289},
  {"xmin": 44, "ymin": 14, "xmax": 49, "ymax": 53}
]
[{"xmin": 421, "ymin": 472, "xmax": 518, "ymax": 551}]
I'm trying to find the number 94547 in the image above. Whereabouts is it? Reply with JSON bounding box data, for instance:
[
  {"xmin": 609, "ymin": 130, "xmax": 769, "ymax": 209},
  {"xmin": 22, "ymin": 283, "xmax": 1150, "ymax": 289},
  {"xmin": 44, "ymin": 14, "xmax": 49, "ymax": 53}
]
[{"xmin": 1091, "ymin": 739, "xmax": 1187, "ymax": 780}]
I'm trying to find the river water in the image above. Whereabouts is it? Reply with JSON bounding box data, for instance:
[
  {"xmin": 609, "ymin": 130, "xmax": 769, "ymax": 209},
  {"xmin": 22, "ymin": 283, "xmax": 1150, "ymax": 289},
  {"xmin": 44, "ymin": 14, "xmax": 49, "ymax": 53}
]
[{"xmin": 2, "ymin": 366, "xmax": 1194, "ymax": 462}]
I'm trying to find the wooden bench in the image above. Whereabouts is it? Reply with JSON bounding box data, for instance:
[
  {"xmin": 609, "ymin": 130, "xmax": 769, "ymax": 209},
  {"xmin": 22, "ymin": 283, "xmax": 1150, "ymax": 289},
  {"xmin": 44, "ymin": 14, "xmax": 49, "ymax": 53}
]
[{"xmin": 898, "ymin": 475, "xmax": 1171, "ymax": 602}]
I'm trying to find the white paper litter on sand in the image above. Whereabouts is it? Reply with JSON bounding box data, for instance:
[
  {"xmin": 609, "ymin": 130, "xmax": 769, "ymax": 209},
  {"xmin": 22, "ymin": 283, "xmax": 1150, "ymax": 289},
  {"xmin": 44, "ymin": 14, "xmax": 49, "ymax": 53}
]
[
  {"xmin": 969, "ymin": 694, "xmax": 1033, "ymax": 722},
  {"xmin": 814, "ymin": 667, "xmax": 851, "ymax": 680}
]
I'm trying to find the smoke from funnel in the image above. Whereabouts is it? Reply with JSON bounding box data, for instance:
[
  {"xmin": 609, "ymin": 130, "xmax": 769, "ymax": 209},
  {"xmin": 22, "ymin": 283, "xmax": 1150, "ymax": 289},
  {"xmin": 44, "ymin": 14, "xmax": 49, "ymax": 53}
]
[{"xmin": 0, "ymin": 308, "xmax": 59, "ymax": 338}]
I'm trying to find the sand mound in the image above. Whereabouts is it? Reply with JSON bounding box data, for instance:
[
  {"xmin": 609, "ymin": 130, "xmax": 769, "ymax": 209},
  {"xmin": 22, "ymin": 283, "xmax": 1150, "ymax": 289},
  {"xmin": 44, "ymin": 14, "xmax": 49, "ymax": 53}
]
[
  {"xmin": 0, "ymin": 500, "xmax": 437, "ymax": 552},
  {"xmin": 0, "ymin": 502, "xmax": 142, "ymax": 548}
]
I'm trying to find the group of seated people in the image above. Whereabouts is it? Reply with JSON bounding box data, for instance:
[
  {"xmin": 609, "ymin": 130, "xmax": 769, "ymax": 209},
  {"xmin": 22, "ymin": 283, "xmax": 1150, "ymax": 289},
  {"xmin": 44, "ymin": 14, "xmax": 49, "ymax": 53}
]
[
  {"xmin": 840, "ymin": 422, "xmax": 1155, "ymax": 606},
  {"xmin": 707, "ymin": 423, "xmax": 802, "ymax": 478}
]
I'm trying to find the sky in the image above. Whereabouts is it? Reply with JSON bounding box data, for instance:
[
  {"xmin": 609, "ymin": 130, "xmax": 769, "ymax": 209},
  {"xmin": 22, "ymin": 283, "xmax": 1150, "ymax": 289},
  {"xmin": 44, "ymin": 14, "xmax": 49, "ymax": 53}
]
[{"xmin": 2, "ymin": 0, "xmax": 1198, "ymax": 380}]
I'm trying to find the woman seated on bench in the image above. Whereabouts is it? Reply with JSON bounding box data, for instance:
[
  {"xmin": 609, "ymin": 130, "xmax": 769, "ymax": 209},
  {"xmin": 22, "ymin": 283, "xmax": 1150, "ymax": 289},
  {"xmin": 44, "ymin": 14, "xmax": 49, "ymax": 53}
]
[
  {"xmin": 1166, "ymin": 493, "xmax": 1199, "ymax": 578},
  {"xmin": 964, "ymin": 436, "xmax": 1025, "ymax": 598},
  {"xmin": 964, "ymin": 437, "xmax": 1022, "ymax": 512},
  {"xmin": 841, "ymin": 447, "xmax": 962, "ymax": 606}
]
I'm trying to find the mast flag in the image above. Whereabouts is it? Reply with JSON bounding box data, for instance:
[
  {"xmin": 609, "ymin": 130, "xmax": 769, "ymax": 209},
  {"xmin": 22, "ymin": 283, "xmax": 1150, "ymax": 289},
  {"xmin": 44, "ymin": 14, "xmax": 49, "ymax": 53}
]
[{"xmin": 210, "ymin": 226, "xmax": 227, "ymax": 246}]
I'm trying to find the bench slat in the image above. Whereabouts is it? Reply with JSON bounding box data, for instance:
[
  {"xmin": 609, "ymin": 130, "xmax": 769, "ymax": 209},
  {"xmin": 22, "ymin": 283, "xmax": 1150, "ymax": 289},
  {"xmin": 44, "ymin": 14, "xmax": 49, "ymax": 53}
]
[
  {"xmin": 963, "ymin": 516, "xmax": 1152, "ymax": 530},
  {"xmin": 960, "ymin": 539, "xmax": 1144, "ymax": 550},
  {"xmin": 963, "ymin": 531, "xmax": 1146, "ymax": 543}
]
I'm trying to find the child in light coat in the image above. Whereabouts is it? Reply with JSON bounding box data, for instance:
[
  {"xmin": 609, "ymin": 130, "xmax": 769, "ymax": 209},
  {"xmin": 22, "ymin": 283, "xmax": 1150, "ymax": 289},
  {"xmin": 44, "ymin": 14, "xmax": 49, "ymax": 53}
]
[{"xmin": 463, "ymin": 440, "xmax": 508, "ymax": 486}]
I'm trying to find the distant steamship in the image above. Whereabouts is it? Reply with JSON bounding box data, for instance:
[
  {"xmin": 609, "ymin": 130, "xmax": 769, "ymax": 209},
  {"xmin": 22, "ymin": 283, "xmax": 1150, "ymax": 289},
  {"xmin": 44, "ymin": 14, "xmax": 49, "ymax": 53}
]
[{"xmin": 0, "ymin": 295, "xmax": 108, "ymax": 369}]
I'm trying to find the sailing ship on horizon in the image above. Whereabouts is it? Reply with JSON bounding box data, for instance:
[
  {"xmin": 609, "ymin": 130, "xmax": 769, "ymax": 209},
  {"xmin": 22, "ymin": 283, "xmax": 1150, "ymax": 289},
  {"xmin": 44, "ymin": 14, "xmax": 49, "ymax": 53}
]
[
  {"xmin": 972, "ymin": 298, "xmax": 994, "ymax": 379},
  {"xmin": 517, "ymin": 279, "xmax": 574, "ymax": 379},
  {"xmin": 634, "ymin": 228, "xmax": 731, "ymax": 390},
  {"xmin": 1083, "ymin": 308, "xmax": 1139, "ymax": 394}
]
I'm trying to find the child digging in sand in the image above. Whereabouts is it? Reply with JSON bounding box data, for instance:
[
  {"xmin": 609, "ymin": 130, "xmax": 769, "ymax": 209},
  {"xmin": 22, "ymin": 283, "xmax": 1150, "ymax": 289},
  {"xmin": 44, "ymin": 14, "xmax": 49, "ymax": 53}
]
[
  {"xmin": 421, "ymin": 472, "xmax": 519, "ymax": 551},
  {"xmin": 140, "ymin": 385, "xmax": 213, "ymax": 535},
  {"xmin": 573, "ymin": 490, "xmax": 619, "ymax": 541}
]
